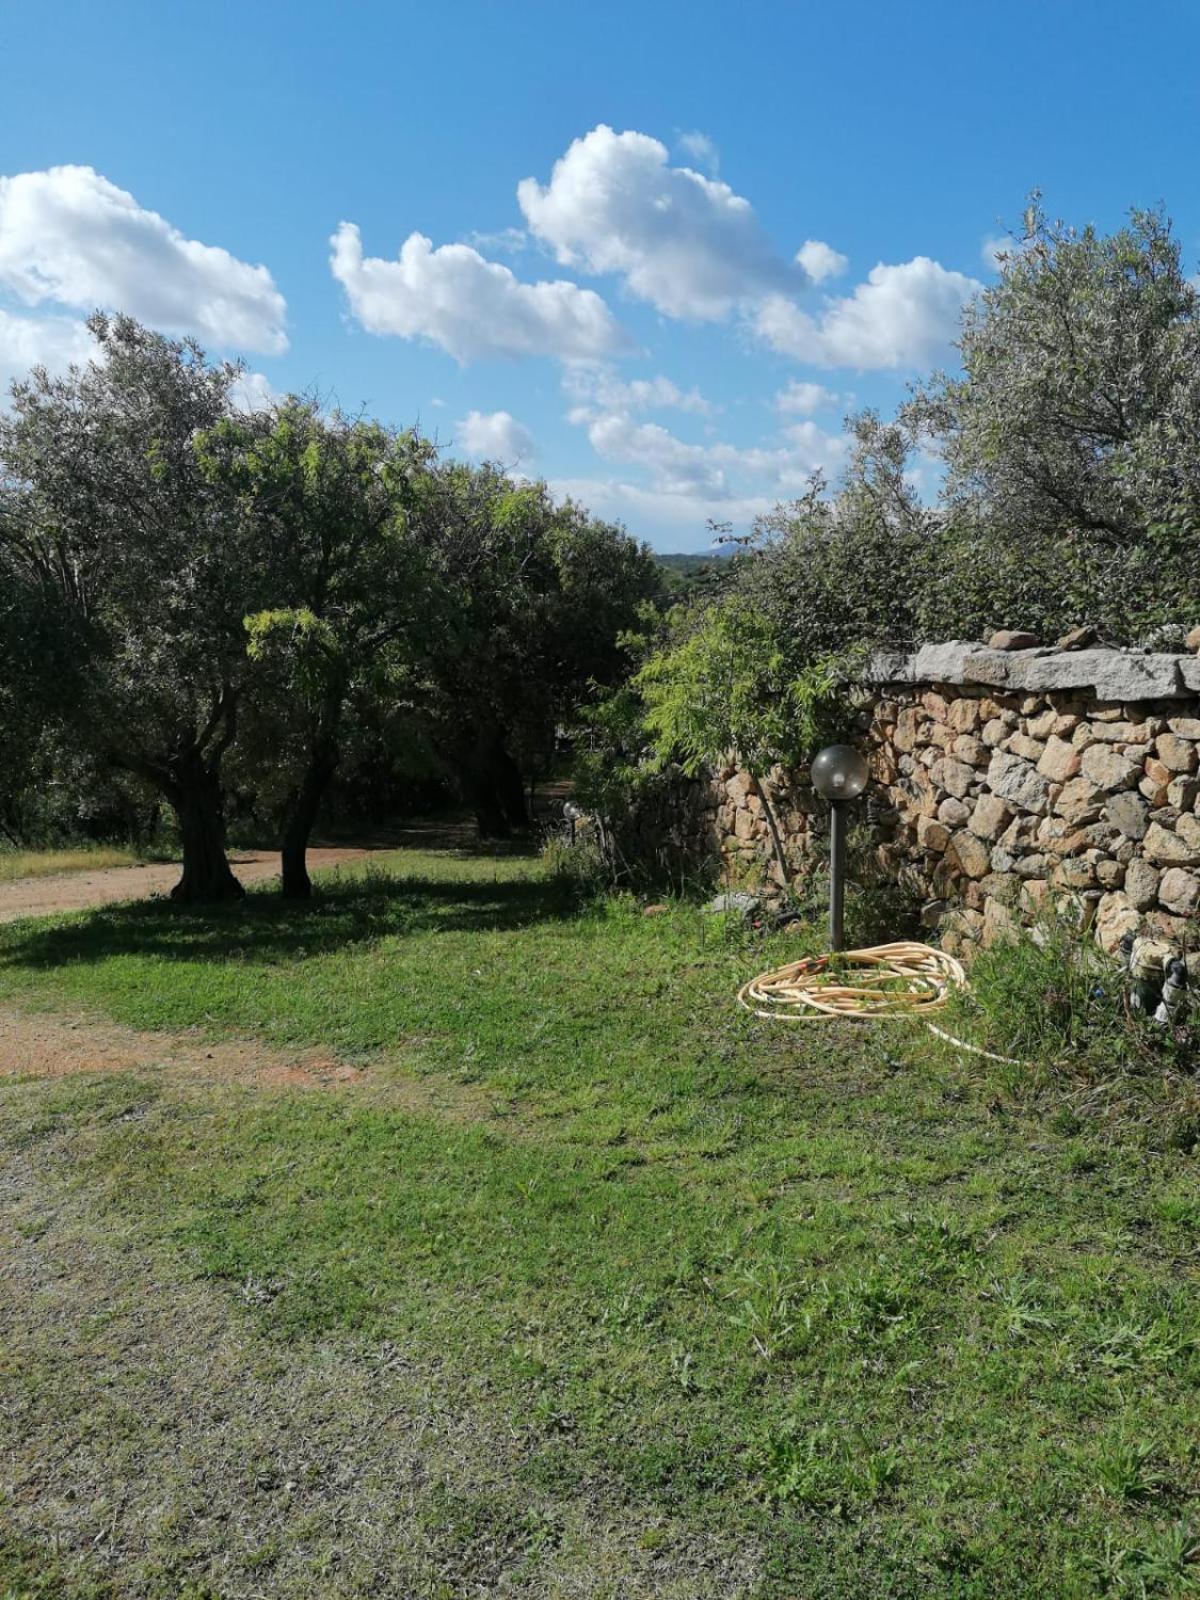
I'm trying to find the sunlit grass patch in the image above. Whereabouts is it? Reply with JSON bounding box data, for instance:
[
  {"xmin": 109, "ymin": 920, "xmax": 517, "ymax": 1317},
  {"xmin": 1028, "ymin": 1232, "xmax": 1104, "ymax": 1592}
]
[{"xmin": 0, "ymin": 844, "xmax": 151, "ymax": 882}]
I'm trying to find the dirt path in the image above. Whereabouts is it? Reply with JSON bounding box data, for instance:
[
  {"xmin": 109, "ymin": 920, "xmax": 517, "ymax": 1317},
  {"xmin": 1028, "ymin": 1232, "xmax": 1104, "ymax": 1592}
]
[{"xmin": 0, "ymin": 846, "xmax": 375, "ymax": 925}]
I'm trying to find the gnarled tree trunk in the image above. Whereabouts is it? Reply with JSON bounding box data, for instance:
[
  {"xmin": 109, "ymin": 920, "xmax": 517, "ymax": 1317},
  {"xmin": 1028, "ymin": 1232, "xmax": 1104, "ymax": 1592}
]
[
  {"xmin": 279, "ymin": 738, "xmax": 339, "ymax": 899},
  {"xmin": 168, "ymin": 757, "xmax": 244, "ymax": 903},
  {"xmin": 118, "ymin": 689, "xmax": 244, "ymax": 906},
  {"xmin": 460, "ymin": 726, "xmax": 529, "ymax": 839}
]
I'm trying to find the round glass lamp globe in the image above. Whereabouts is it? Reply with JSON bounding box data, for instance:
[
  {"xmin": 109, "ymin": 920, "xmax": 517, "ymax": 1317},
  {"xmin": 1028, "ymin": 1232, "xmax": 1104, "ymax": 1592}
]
[{"xmin": 811, "ymin": 743, "xmax": 869, "ymax": 801}]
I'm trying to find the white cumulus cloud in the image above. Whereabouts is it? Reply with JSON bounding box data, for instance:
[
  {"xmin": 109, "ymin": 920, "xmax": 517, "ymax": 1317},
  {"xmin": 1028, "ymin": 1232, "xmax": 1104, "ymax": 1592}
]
[
  {"xmin": 548, "ymin": 476, "xmax": 776, "ymax": 547},
  {"xmin": 774, "ymin": 379, "xmax": 839, "ymax": 415},
  {"xmin": 330, "ymin": 223, "xmax": 627, "ymax": 363},
  {"xmin": 0, "ymin": 305, "xmax": 96, "ymax": 400},
  {"xmin": 227, "ymin": 369, "xmax": 279, "ymax": 413},
  {"xmin": 571, "ymin": 405, "xmax": 844, "ymax": 503},
  {"xmin": 456, "ymin": 408, "xmax": 534, "ymax": 462},
  {"xmin": 795, "ymin": 238, "xmax": 848, "ymax": 283},
  {"xmin": 562, "ymin": 362, "xmax": 712, "ymax": 419},
  {"xmin": 755, "ymin": 257, "xmax": 980, "ymax": 369},
  {"xmin": 676, "ymin": 130, "xmax": 719, "ymax": 175},
  {"xmin": 0, "ymin": 165, "xmax": 287, "ymax": 353},
  {"xmin": 517, "ymin": 124, "xmax": 801, "ymax": 320}
]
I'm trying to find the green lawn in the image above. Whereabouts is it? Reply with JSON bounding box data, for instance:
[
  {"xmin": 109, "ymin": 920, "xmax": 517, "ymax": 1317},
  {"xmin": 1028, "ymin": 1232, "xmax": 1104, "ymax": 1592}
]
[{"xmin": 2, "ymin": 848, "xmax": 1199, "ymax": 1597}]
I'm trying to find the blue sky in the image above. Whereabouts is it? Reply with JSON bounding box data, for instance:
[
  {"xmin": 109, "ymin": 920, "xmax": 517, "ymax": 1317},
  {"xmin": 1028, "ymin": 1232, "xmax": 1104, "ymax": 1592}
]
[{"xmin": 2, "ymin": 0, "xmax": 1198, "ymax": 550}]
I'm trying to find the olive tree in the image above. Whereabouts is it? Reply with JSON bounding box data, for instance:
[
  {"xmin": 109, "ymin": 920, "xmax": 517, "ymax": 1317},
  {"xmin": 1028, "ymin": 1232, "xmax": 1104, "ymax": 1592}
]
[
  {"xmin": 420, "ymin": 463, "xmax": 661, "ymax": 836},
  {"xmin": 0, "ymin": 315, "xmax": 263, "ymax": 901},
  {"xmin": 197, "ymin": 400, "xmax": 438, "ymax": 897},
  {"xmin": 904, "ymin": 201, "xmax": 1200, "ymax": 639}
]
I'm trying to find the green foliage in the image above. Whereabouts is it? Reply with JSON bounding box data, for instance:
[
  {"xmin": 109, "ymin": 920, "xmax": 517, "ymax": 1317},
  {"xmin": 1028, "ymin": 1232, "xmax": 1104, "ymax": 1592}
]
[
  {"xmin": 743, "ymin": 413, "xmax": 932, "ymax": 657},
  {"xmin": 905, "ymin": 200, "xmax": 1200, "ymax": 641},
  {"xmin": 635, "ymin": 597, "xmax": 844, "ymax": 778},
  {"xmin": 0, "ymin": 328, "xmax": 659, "ymax": 869},
  {"xmin": 653, "ymin": 547, "xmax": 737, "ymax": 600},
  {"xmin": 0, "ymin": 315, "xmax": 264, "ymax": 896}
]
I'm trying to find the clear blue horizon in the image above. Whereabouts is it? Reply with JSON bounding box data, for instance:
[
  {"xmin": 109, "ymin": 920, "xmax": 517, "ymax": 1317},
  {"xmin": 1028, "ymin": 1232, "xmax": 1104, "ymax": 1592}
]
[{"xmin": 2, "ymin": 0, "xmax": 1197, "ymax": 549}]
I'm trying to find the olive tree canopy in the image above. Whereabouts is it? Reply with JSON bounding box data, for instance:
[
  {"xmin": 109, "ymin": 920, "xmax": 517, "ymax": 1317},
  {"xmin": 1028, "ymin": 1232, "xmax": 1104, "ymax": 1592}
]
[{"xmin": 0, "ymin": 314, "xmax": 264, "ymax": 901}]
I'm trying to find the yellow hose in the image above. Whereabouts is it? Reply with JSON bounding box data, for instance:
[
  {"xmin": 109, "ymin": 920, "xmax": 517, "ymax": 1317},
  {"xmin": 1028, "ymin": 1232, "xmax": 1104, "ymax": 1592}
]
[
  {"xmin": 737, "ymin": 940, "xmax": 967, "ymax": 1022},
  {"xmin": 737, "ymin": 939, "xmax": 1027, "ymax": 1064}
]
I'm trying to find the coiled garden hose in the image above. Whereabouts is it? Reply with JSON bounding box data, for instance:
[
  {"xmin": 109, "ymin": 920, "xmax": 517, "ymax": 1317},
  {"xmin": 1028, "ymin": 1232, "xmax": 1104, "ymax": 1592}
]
[{"xmin": 737, "ymin": 939, "xmax": 1025, "ymax": 1065}]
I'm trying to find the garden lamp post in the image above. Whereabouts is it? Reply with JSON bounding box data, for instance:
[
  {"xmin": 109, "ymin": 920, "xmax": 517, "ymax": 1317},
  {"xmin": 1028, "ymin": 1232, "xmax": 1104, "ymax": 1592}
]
[{"xmin": 810, "ymin": 743, "xmax": 870, "ymax": 952}]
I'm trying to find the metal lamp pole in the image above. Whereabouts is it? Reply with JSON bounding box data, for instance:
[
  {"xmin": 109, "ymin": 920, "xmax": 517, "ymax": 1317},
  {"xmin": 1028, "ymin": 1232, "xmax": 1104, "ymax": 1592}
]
[{"xmin": 810, "ymin": 744, "xmax": 870, "ymax": 952}]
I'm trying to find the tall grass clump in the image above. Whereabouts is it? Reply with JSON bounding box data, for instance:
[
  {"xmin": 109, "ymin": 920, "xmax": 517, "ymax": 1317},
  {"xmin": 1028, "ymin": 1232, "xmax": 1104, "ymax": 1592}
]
[
  {"xmin": 941, "ymin": 918, "xmax": 1194, "ymax": 1083},
  {"xmin": 539, "ymin": 829, "xmax": 610, "ymax": 898}
]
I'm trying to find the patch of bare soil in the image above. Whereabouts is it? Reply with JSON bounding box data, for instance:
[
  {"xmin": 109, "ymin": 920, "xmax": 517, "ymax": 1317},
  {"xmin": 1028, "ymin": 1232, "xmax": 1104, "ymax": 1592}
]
[
  {"xmin": 0, "ymin": 1004, "xmax": 527, "ymax": 1133},
  {"xmin": 0, "ymin": 1131, "xmax": 761, "ymax": 1598},
  {"xmin": 0, "ymin": 846, "xmax": 376, "ymax": 925},
  {"xmin": 0, "ymin": 1004, "xmax": 359, "ymax": 1088}
]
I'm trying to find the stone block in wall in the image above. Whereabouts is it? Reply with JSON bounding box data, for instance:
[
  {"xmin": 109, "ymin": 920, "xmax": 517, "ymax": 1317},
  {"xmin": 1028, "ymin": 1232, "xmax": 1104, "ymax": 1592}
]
[
  {"xmin": 1167, "ymin": 776, "xmax": 1200, "ymax": 811},
  {"xmin": 987, "ymin": 751, "xmax": 1052, "ymax": 812},
  {"xmin": 948, "ymin": 829, "xmax": 991, "ymax": 879},
  {"xmin": 1124, "ymin": 858, "xmax": 1160, "ymax": 910},
  {"xmin": 1141, "ymin": 769, "xmax": 1171, "ymax": 806},
  {"xmin": 1080, "ymin": 744, "xmax": 1139, "ymax": 792},
  {"xmin": 1087, "ymin": 720, "xmax": 1153, "ymax": 745},
  {"xmin": 1037, "ymin": 736, "xmax": 1081, "ymax": 783},
  {"xmin": 1095, "ymin": 891, "xmax": 1141, "ymax": 953},
  {"xmin": 1053, "ymin": 778, "xmax": 1104, "ymax": 822},
  {"xmin": 937, "ymin": 796, "xmax": 971, "ymax": 827},
  {"xmin": 1020, "ymin": 879, "xmax": 1049, "ymax": 917},
  {"xmin": 1144, "ymin": 820, "xmax": 1200, "ymax": 866},
  {"xmin": 1052, "ymin": 857, "xmax": 1098, "ymax": 891},
  {"xmin": 917, "ymin": 815, "xmax": 950, "ymax": 852},
  {"xmin": 947, "ymin": 698, "xmax": 982, "ymax": 733},
  {"xmin": 983, "ymin": 897, "xmax": 1020, "ymax": 948},
  {"xmin": 893, "ymin": 707, "xmax": 923, "ymax": 752},
  {"xmin": 931, "ymin": 757, "xmax": 976, "ymax": 798},
  {"xmin": 968, "ymin": 793, "xmax": 1011, "ymax": 840},
  {"xmin": 1008, "ymin": 732, "xmax": 1047, "ymax": 763},
  {"xmin": 1159, "ymin": 868, "xmax": 1200, "ymax": 917},
  {"xmin": 1105, "ymin": 791, "xmax": 1149, "ymax": 839},
  {"xmin": 940, "ymin": 906, "xmax": 984, "ymax": 954},
  {"xmin": 1156, "ymin": 732, "xmax": 1198, "ymax": 774},
  {"xmin": 953, "ymin": 734, "xmax": 988, "ymax": 766},
  {"xmin": 733, "ymin": 807, "xmax": 759, "ymax": 842},
  {"xmin": 980, "ymin": 871, "xmax": 1022, "ymax": 906},
  {"xmin": 1009, "ymin": 651, "xmax": 1186, "ymax": 700}
]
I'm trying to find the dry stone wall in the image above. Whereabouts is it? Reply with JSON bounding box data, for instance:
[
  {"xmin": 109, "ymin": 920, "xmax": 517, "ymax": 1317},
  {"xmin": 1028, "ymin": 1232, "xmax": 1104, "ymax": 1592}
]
[{"xmin": 679, "ymin": 638, "xmax": 1200, "ymax": 961}]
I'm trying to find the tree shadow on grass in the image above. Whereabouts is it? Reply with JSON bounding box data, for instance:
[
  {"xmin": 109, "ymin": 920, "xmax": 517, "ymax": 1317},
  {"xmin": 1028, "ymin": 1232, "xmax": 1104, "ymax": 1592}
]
[{"xmin": 0, "ymin": 865, "xmax": 580, "ymax": 974}]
